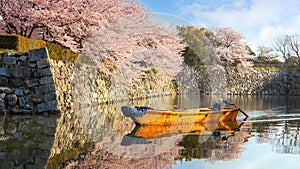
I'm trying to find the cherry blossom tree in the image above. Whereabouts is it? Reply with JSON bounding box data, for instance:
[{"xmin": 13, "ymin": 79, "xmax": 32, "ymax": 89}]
[
  {"xmin": 257, "ymin": 46, "xmax": 276, "ymax": 64},
  {"xmin": 177, "ymin": 26, "xmax": 254, "ymax": 69},
  {"xmin": 204, "ymin": 27, "xmax": 254, "ymax": 68},
  {"xmin": 0, "ymin": 0, "xmax": 143, "ymax": 51},
  {"xmin": 82, "ymin": 13, "xmax": 185, "ymax": 76}
]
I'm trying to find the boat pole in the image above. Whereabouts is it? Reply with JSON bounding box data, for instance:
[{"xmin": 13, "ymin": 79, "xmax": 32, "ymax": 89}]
[{"xmin": 229, "ymin": 103, "xmax": 249, "ymax": 118}]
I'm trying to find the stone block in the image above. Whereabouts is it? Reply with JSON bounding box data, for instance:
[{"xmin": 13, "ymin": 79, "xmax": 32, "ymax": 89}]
[
  {"xmin": 19, "ymin": 55, "xmax": 27, "ymax": 62},
  {"xmin": 14, "ymin": 89, "xmax": 24, "ymax": 96},
  {"xmin": 10, "ymin": 65, "xmax": 31, "ymax": 78},
  {"xmin": 0, "ymin": 87, "xmax": 12, "ymax": 93},
  {"xmin": 44, "ymin": 92, "xmax": 57, "ymax": 101},
  {"xmin": 34, "ymin": 84, "xmax": 56, "ymax": 94},
  {"xmin": 0, "ymin": 67, "xmax": 10, "ymax": 77},
  {"xmin": 30, "ymin": 94, "xmax": 44, "ymax": 103},
  {"xmin": 0, "ymin": 100, "xmax": 4, "ymax": 109},
  {"xmin": 28, "ymin": 48, "xmax": 48, "ymax": 62},
  {"xmin": 0, "ymin": 93, "xmax": 6, "ymax": 99},
  {"xmin": 2, "ymin": 56, "xmax": 16, "ymax": 66},
  {"xmin": 25, "ymin": 103, "xmax": 32, "ymax": 109},
  {"xmin": 18, "ymin": 97, "xmax": 26, "ymax": 107},
  {"xmin": 33, "ymin": 68, "xmax": 52, "ymax": 77},
  {"xmin": 37, "ymin": 59, "xmax": 49, "ymax": 68},
  {"xmin": 11, "ymin": 106, "xmax": 22, "ymax": 113},
  {"xmin": 27, "ymin": 62, "xmax": 37, "ymax": 68},
  {"xmin": 0, "ymin": 76, "xmax": 8, "ymax": 86},
  {"xmin": 37, "ymin": 100, "xmax": 58, "ymax": 112},
  {"xmin": 25, "ymin": 79, "xmax": 39, "ymax": 87},
  {"xmin": 15, "ymin": 51, "xmax": 27, "ymax": 56},
  {"xmin": 9, "ymin": 79, "xmax": 24, "ymax": 87},
  {"xmin": 5, "ymin": 94, "xmax": 18, "ymax": 106},
  {"xmin": 39, "ymin": 76, "xmax": 54, "ymax": 85}
]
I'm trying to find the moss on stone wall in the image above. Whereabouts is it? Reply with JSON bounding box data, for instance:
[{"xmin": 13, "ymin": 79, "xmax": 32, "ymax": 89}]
[
  {"xmin": 0, "ymin": 34, "xmax": 46, "ymax": 52},
  {"xmin": 46, "ymin": 43, "xmax": 78, "ymax": 62},
  {"xmin": 0, "ymin": 34, "xmax": 78, "ymax": 62}
]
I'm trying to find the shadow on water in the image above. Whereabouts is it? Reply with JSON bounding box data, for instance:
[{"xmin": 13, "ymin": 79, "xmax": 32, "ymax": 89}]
[{"xmin": 1, "ymin": 95, "xmax": 300, "ymax": 168}]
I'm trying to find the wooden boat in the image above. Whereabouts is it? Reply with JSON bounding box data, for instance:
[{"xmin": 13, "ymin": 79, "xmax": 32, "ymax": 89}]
[{"xmin": 121, "ymin": 106, "xmax": 240, "ymax": 126}]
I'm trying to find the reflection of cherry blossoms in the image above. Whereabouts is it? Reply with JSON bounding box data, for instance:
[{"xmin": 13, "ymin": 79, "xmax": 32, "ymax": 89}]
[
  {"xmin": 82, "ymin": 12, "xmax": 185, "ymax": 77},
  {"xmin": 64, "ymin": 144, "xmax": 182, "ymax": 169}
]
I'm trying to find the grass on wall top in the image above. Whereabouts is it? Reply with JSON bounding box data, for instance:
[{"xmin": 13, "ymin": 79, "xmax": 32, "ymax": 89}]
[{"xmin": 0, "ymin": 34, "xmax": 78, "ymax": 62}]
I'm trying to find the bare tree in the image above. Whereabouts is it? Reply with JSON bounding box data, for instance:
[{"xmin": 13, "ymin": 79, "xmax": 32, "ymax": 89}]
[
  {"xmin": 274, "ymin": 35, "xmax": 292, "ymax": 67},
  {"xmin": 288, "ymin": 35, "xmax": 300, "ymax": 67}
]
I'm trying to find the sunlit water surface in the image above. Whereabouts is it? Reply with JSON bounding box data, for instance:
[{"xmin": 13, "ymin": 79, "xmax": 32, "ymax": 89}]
[{"xmin": 1, "ymin": 95, "xmax": 300, "ymax": 169}]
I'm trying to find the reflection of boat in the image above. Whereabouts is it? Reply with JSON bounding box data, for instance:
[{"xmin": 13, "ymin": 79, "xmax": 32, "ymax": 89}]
[
  {"xmin": 121, "ymin": 115, "xmax": 240, "ymax": 146},
  {"xmin": 121, "ymin": 106, "xmax": 240, "ymax": 126}
]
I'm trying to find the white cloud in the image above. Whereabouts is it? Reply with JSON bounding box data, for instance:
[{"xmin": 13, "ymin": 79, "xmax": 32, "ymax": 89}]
[{"xmin": 175, "ymin": 0, "xmax": 300, "ymax": 53}]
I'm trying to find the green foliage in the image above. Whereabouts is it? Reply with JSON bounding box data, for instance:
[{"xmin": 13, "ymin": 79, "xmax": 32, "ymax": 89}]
[
  {"xmin": 253, "ymin": 56, "xmax": 284, "ymax": 68},
  {"xmin": 177, "ymin": 26, "xmax": 209, "ymax": 66},
  {"xmin": 182, "ymin": 46, "xmax": 200, "ymax": 66},
  {"xmin": 246, "ymin": 45, "xmax": 256, "ymax": 56},
  {"xmin": 254, "ymin": 67, "xmax": 281, "ymax": 71},
  {"xmin": 252, "ymin": 66, "xmax": 300, "ymax": 71},
  {"xmin": 145, "ymin": 68, "xmax": 158, "ymax": 74},
  {"xmin": 151, "ymin": 68, "xmax": 158, "ymax": 74},
  {"xmin": 270, "ymin": 58, "xmax": 283, "ymax": 64}
]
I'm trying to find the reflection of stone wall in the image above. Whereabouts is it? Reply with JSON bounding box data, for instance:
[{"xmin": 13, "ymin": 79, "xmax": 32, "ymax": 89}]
[
  {"xmin": 45, "ymin": 109, "xmax": 92, "ymax": 169},
  {"xmin": 0, "ymin": 115, "xmax": 57, "ymax": 169},
  {"xmin": 45, "ymin": 96, "xmax": 185, "ymax": 168}
]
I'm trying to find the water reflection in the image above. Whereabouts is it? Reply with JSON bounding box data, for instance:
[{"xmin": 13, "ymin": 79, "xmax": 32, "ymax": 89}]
[
  {"xmin": 251, "ymin": 119, "xmax": 300, "ymax": 154},
  {"xmin": 1, "ymin": 95, "xmax": 300, "ymax": 169},
  {"xmin": 0, "ymin": 114, "xmax": 58, "ymax": 169}
]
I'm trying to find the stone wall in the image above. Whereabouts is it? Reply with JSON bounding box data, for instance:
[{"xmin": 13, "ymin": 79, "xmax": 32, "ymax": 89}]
[
  {"xmin": 226, "ymin": 68, "xmax": 300, "ymax": 95},
  {"xmin": 0, "ymin": 48, "xmax": 177, "ymax": 114},
  {"xmin": 191, "ymin": 67, "xmax": 300, "ymax": 95},
  {"xmin": 1, "ymin": 47, "xmax": 300, "ymax": 114},
  {"xmin": 0, "ymin": 48, "xmax": 58, "ymax": 114}
]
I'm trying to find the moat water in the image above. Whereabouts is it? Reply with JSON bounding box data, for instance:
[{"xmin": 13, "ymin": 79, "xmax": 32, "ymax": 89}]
[{"xmin": 1, "ymin": 95, "xmax": 300, "ymax": 169}]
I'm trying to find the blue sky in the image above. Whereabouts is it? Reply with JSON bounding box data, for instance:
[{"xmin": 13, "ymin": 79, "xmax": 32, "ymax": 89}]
[{"xmin": 139, "ymin": 0, "xmax": 300, "ymax": 53}]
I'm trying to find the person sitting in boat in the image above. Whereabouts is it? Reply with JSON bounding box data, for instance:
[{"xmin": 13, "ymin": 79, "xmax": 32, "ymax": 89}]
[
  {"xmin": 211, "ymin": 98, "xmax": 229, "ymax": 111},
  {"xmin": 121, "ymin": 106, "xmax": 153, "ymax": 117}
]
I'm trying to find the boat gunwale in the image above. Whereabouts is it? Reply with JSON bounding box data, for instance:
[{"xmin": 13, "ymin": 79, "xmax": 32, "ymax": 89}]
[{"xmin": 145, "ymin": 107, "xmax": 239, "ymax": 116}]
